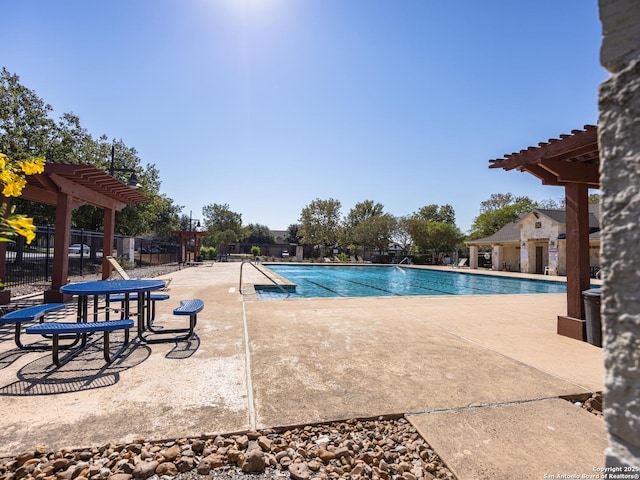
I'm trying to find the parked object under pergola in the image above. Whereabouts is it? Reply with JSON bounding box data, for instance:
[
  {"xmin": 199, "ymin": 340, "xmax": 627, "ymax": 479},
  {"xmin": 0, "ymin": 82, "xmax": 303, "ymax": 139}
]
[
  {"xmin": 489, "ymin": 124, "xmax": 599, "ymax": 341},
  {"xmin": 0, "ymin": 162, "xmax": 147, "ymax": 303}
]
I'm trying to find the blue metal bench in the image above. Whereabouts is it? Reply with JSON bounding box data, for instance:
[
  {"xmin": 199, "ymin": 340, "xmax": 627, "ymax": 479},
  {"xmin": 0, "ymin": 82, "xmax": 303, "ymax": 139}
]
[
  {"xmin": 0, "ymin": 303, "xmax": 67, "ymax": 350},
  {"xmin": 26, "ymin": 319, "xmax": 134, "ymax": 367},
  {"xmin": 141, "ymin": 299, "xmax": 204, "ymax": 344}
]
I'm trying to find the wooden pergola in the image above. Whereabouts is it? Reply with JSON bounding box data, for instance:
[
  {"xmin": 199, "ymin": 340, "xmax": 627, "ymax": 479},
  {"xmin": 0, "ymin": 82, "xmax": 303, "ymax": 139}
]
[
  {"xmin": 489, "ymin": 124, "xmax": 599, "ymax": 340},
  {"xmin": 174, "ymin": 230, "xmax": 208, "ymax": 264},
  {"xmin": 0, "ymin": 163, "xmax": 147, "ymax": 303}
]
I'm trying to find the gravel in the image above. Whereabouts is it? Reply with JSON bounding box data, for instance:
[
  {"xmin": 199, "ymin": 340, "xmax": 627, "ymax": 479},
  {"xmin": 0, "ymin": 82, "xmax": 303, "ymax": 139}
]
[{"xmin": 0, "ymin": 417, "xmax": 456, "ymax": 480}]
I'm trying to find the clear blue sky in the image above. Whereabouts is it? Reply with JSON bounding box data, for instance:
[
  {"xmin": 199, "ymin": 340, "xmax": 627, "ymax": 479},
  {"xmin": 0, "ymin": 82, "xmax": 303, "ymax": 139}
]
[{"xmin": 2, "ymin": 0, "xmax": 606, "ymax": 233}]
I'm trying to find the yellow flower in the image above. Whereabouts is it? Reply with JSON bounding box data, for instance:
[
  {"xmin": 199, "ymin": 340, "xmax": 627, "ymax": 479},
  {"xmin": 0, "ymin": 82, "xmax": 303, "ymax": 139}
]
[
  {"xmin": 2, "ymin": 177, "xmax": 26, "ymax": 197},
  {"xmin": 6, "ymin": 216, "xmax": 36, "ymax": 244},
  {"xmin": 0, "ymin": 153, "xmax": 7, "ymax": 170},
  {"xmin": 19, "ymin": 158, "xmax": 45, "ymax": 175}
]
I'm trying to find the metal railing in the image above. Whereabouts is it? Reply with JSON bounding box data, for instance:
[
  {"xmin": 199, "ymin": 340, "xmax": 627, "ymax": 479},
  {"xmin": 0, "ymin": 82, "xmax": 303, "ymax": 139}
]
[
  {"xmin": 239, "ymin": 260, "xmax": 290, "ymax": 297},
  {"xmin": 4, "ymin": 225, "xmax": 179, "ymax": 288},
  {"xmin": 397, "ymin": 256, "xmax": 411, "ymax": 265}
]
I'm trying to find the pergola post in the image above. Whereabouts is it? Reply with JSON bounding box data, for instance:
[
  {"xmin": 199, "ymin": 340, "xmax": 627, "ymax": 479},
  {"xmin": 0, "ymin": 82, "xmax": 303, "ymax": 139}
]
[
  {"xmin": 44, "ymin": 192, "xmax": 74, "ymax": 303},
  {"xmin": 102, "ymin": 207, "xmax": 116, "ymax": 280},
  {"xmin": 564, "ymin": 183, "xmax": 591, "ymax": 319}
]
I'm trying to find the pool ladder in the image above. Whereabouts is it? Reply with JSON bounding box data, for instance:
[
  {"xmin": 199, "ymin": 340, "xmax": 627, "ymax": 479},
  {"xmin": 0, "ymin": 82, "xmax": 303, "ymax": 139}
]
[
  {"xmin": 239, "ymin": 260, "xmax": 291, "ymax": 297},
  {"xmin": 397, "ymin": 256, "xmax": 411, "ymax": 265}
]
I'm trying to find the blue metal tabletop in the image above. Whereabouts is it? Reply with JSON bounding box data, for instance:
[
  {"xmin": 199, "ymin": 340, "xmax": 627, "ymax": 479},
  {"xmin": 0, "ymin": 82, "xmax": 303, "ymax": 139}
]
[{"xmin": 60, "ymin": 279, "xmax": 166, "ymax": 295}]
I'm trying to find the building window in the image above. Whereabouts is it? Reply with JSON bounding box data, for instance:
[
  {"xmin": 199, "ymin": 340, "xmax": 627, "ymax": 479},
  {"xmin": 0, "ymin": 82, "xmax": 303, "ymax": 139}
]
[{"xmin": 535, "ymin": 222, "xmax": 542, "ymax": 229}]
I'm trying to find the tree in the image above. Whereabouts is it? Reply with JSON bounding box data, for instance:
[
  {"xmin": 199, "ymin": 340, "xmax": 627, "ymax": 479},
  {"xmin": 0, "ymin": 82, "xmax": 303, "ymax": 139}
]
[
  {"xmin": 393, "ymin": 216, "xmax": 412, "ymax": 255},
  {"xmin": 0, "ymin": 67, "xmax": 56, "ymax": 160},
  {"xmin": 285, "ymin": 224, "xmax": 300, "ymax": 244},
  {"xmin": 468, "ymin": 193, "xmax": 536, "ymax": 240},
  {"xmin": 588, "ymin": 193, "xmax": 601, "ymax": 204},
  {"xmin": 344, "ymin": 200, "xmax": 392, "ymax": 256},
  {"xmin": 202, "ymin": 203, "xmax": 243, "ymax": 252},
  {"xmin": 245, "ymin": 224, "xmax": 275, "ymax": 244},
  {"xmin": 352, "ymin": 213, "xmax": 397, "ymax": 256},
  {"xmin": 407, "ymin": 204, "xmax": 463, "ymax": 261},
  {"xmin": 298, "ymin": 198, "xmax": 342, "ymax": 256},
  {"xmin": 414, "ymin": 204, "xmax": 456, "ymax": 224},
  {"xmin": 344, "ymin": 200, "xmax": 384, "ymax": 228},
  {"xmin": 409, "ymin": 220, "xmax": 463, "ymax": 260}
]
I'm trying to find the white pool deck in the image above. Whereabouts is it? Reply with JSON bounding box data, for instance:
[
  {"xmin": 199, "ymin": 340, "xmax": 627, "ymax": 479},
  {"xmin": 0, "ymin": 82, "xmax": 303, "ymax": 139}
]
[{"xmin": 0, "ymin": 262, "xmax": 606, "ymax": 479}]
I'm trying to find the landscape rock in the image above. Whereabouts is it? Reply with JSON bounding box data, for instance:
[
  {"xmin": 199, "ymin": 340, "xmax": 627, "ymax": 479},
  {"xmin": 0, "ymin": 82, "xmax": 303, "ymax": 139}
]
[
  {"xmin": 0, "ymin": 417, "xmax": 458, "ymax": 480},
  {"xmin": 241, "ymin": 449, "xmax": 266, "ymax": 473}
]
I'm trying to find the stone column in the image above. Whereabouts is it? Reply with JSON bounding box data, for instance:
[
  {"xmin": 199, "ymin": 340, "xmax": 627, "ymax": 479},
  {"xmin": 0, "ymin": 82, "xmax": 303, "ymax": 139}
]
[
  {"xmin": 469, "ymin": 245, "xmax": 478, "ymax": 269},
  {"xmin": 599, "ymin": 0, "xmax": 640, "ymax": 469},
  {"xmin": 492, "ymin": 245, "xmax": 503, "ymax": 270}
]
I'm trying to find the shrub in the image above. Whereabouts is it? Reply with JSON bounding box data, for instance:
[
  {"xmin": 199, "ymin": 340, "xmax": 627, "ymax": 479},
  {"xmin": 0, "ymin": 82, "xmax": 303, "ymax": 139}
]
[{"xmin": 200, "ymin": 246, "xmax": 217, "ymax": 260}]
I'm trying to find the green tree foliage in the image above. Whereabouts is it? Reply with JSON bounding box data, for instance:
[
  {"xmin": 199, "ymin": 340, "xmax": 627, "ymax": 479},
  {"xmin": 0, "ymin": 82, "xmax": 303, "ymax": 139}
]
[
  {"xmin": 468, "ymin": 193, "xmax": 537, "ymax": 240},
  {"xmin": 0, "ymin": 67, "xmax": 55, "ymax": 159},
  {"xmin": 353, "ymin": 213, "xmax": 397, "ymax": 255},
  {"xmin": 408, "ymin": 204, "xmax": 463, "ymax": 259},
  {"xmin": 246, "ymin": 223, "xmax": 275, "ymax": 244},
  {"xmin": 408, "ymin": 220, "xmax": 463, "ymax": 258},
  {"xmin": 414, "ymin": 204, "xmax": 456, "ymax": 224},
  {"xmin": 285, "ymin": 224, "xmax": 300, "ymax": 244},
  {"xmin": 344, "ymin": 200, "xmax": 384, "ymax": 228},
  {"xmin": 0, "ymin": 68, "xmax": 182, "ymax": 236},
  {"xmin": 393, "ymin": 216, "xmax": 412, "ymax": 254},
  {"xmin": 202, "ymin": 203, "xmax": 243, "ymax": 252},
  {"xmin": 344, "ymin": 200, "xmax": 395, "ymax": 255},
  {"xmin": 298, "ymin": 198, "xmax": 342, "ymax": 254}
]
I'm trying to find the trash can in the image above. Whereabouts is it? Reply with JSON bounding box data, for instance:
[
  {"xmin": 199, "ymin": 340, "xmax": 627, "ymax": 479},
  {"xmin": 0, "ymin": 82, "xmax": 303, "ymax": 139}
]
[{"xmin": 583, "ymin": 288, "xmax": 602, "ymax": 347}]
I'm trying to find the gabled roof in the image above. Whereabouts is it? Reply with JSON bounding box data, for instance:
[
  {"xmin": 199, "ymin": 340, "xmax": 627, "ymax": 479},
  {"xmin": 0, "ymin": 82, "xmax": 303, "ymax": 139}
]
[
  {"xmin": 524, "ymin": 206, "xmax": 600, "ymax": 229},
  {"xmin": 467, "ymin": 220, "xmax": 521, "ymax": 245},
  {"xmin": 467, "ymin": 206, "xmax": 601, "ymax": 245}
]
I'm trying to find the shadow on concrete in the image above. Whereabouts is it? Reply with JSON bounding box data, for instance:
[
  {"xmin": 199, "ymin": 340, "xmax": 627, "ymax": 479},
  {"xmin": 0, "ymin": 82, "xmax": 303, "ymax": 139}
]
[{"xmin": 0, "ymin": 336, "xmax": 151, "ymax": 396}]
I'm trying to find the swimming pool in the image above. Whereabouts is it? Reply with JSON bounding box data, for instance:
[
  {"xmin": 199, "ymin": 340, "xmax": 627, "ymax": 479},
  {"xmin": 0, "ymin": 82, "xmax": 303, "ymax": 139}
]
[{"xmin": 257, "ymin": 264, "xmax": 567, "ymax": 299}]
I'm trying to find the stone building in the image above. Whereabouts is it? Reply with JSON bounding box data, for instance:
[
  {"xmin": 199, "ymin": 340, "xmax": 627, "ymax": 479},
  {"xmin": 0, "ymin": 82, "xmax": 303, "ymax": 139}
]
[{"xmin": 466, "ymin": 205, "xmax": 601, "ymax": 276}]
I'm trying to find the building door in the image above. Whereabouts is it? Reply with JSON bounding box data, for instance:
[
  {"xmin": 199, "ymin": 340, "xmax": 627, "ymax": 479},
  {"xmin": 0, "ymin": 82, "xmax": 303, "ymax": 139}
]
[{"xmin": 536, "ymin": 246, "xmax": 544, "ymax": 274}]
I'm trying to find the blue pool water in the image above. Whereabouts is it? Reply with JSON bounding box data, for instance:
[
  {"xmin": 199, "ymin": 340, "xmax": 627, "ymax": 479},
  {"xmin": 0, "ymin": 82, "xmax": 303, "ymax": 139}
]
[{"xmin": 256, "ymin": 265, "xmax": 567, "ymax": 299}]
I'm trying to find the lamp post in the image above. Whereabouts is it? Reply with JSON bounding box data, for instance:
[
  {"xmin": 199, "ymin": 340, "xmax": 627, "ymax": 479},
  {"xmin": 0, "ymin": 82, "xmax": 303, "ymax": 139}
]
[
  {"xmin": 110, "ymin": 145, "xmax": 141, "ymax": 188},
  {"xmin": 188, "ymin": 210, "xmax": 201, "ymax": 263}
]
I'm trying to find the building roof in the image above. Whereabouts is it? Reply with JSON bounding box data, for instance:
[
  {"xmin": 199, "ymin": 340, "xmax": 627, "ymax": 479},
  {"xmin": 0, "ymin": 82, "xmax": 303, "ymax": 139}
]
[
  {"xmin": 467, "ymin": 206, "xmax": 601, "ymax": 245},
  {"xmin": 467, "ymin": 220, "xmax": 521, "ymax": 245}
]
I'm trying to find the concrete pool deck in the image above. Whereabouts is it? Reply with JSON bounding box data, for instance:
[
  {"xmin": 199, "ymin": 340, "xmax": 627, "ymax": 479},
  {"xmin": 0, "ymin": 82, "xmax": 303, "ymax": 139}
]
[{"xmin": 0, "ymin": 262, "xmax": 607, "ymax": 479}]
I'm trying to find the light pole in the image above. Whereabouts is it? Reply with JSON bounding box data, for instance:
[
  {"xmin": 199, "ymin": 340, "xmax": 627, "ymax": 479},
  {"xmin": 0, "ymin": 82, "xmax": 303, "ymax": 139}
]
[
  {"xmin": 188, "ymin": 210, "xmax": 201, "ymax": 263},
  {"xmin": 110, "ymin": 145, "xmax": 141, "ymax": 188}
]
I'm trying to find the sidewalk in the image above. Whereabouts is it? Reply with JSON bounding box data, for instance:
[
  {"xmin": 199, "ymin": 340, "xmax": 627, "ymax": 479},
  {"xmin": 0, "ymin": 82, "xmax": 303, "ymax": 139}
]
[{"xmin": 0, "ymin": 262, "xmax": 606, "ymax": 478}]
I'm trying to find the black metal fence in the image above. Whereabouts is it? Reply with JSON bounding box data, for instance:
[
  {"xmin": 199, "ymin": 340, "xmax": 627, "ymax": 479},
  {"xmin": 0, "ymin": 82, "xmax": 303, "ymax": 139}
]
[{"xmin": 4, "ymin": 226, "xmax": 179, "ymax": 288}]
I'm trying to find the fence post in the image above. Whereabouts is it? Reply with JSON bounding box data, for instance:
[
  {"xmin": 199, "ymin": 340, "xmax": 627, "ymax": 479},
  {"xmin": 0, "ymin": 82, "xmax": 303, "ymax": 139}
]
[
  {"xmin": 80, "ymin": 228, "xmax": 85, "ymax": 276},
  {"xmin": 45, "ymin": 224, "xmax": 51, "ymax": 280}
]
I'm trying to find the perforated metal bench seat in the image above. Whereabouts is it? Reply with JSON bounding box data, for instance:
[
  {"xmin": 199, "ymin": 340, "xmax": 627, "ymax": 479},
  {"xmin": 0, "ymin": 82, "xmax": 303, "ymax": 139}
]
[
  {"xmin": 26, "ymin": 319, "xmax": 134, "ymax": 367},
  {"xmin": 0, "ymin": 303, "xmax": 66, "ymax": 350},
  {"xmin": 141, "ymin": 299, "xmax": 204, "ymax": 344},
  {"xmin": 173, "ymin": 299, "xmax": 204, "ymax": 316}
]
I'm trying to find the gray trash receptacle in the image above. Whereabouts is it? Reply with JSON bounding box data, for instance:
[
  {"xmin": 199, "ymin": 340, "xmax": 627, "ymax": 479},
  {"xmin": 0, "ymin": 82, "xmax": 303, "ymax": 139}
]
[{"xmin": 583, "ymin": 288, "xmax": 602, "ymax": 347}]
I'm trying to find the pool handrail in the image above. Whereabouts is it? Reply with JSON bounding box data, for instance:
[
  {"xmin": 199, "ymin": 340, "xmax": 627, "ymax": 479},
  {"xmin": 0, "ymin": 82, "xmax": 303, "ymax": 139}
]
[{"xmin": 239, "ymin": 260, "xmax": 291, "ymax": 297}]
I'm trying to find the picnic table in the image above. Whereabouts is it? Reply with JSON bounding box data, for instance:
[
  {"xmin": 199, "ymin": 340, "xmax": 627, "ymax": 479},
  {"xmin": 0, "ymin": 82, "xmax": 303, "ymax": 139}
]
[{"xmin": 60, "ymin": 279, "xmax": 166, "ymax": 340}]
